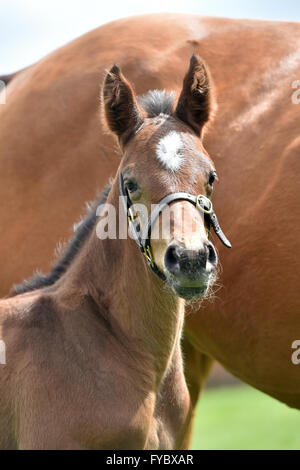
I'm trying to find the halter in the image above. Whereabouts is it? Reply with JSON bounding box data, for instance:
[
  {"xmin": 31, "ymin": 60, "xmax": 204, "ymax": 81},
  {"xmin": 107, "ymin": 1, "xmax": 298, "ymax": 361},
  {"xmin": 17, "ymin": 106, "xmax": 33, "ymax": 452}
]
[{"xmin": 119, "ymin": 171, "xmax": 231, "ymax": 282}]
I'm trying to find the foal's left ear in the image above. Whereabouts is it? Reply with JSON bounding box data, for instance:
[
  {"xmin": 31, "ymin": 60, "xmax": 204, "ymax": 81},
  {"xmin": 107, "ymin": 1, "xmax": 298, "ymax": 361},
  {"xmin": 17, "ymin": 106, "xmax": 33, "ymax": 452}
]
[
  {"xmin": 102, "ymin": 64, "xmax": 143, "ymax": 144},
  {"xmin": 175, "ymin": 55, "xmax": 211, "ymax": 136}
]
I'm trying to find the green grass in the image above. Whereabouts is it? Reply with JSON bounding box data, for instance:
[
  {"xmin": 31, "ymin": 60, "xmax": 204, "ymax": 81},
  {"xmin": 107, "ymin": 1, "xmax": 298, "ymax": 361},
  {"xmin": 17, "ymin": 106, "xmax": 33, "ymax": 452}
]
[{"xmin": 191, "ymin": 385, "xmax": 300, "ymax": 450}]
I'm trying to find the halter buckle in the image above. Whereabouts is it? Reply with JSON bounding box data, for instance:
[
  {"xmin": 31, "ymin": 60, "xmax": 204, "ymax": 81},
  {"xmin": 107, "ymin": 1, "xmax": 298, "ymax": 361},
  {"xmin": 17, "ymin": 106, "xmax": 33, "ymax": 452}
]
[
  {"xmin": 196, "ymin": 195, "xmax": 213, "ymax": 215},
  {"xmin": 144, "ymin": 245, "xmax": 154, "ymax": 268},
  {"xmin": 128, "ymin": 207, "xmax": 138, "ymax": 222}
]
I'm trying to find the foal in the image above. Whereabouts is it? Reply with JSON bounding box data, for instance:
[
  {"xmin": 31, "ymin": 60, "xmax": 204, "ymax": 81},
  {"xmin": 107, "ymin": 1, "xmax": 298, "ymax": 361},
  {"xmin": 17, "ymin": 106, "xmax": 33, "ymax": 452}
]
[{"xmin": 0, "ymin": 55, "xmax": 223, "ymax": 449}]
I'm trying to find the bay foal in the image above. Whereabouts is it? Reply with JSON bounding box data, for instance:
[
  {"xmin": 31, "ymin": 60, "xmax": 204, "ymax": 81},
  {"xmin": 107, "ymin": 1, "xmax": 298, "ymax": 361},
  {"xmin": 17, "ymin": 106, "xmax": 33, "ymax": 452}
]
[{"xmin": 0, "ymin": 56, "xmax": 220, "ymax": 449}]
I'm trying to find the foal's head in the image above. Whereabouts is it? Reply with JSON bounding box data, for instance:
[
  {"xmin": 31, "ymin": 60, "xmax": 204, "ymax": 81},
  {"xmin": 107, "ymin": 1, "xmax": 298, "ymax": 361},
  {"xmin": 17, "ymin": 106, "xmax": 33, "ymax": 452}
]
[{"xmin": 102, "ymin": 55, "xmax": 220, "ymax": 300}]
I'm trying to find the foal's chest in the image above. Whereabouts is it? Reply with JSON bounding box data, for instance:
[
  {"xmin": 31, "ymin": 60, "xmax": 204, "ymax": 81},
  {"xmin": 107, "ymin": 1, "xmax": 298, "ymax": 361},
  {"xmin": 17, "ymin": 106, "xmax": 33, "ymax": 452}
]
[{"xmin": 147, "ymin": 350, "xmax": 191, "ymax": 449}]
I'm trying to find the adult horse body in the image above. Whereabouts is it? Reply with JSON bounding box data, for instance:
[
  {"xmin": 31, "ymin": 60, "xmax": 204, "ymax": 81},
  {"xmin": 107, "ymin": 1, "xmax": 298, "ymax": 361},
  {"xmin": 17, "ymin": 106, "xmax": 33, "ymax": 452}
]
[{"xmin": 1, "ymin": 14, "xmax": 300, "ymax": 414}]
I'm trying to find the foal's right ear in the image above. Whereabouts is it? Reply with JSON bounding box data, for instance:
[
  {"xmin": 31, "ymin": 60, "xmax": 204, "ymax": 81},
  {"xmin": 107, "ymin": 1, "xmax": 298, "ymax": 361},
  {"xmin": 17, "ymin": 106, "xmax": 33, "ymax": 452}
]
[{"xmin": 102, "ymin": 65, "xmax": 143, "ymax": 144}]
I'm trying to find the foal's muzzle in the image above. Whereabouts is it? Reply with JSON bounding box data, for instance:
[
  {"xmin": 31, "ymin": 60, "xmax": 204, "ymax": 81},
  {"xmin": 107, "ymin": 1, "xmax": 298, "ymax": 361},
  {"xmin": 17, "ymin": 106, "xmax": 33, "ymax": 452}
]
[
  {"xmin": 165, "ymin": 242, "xmax": 217, "ymax": 276},
  {"xmin": 164, "ymin": 241, "xmax": 218, "ymax": 299}
]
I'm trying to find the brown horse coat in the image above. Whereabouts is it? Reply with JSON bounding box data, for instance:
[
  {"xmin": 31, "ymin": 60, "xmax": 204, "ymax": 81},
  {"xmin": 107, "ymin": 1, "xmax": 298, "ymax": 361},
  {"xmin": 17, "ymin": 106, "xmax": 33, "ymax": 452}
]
[{"xmin": 0, "ymin": 14, "xmax": 300, "ymax": 414}]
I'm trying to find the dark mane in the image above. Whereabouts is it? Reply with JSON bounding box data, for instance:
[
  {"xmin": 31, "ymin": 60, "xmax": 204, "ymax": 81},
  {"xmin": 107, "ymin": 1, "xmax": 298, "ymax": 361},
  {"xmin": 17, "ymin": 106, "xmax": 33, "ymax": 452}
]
[
  {"xmin": 10, "ymin": 183, "xmax": 112, "ymax": 297},
  {"xmin": 138, "ymin": 90, "xmax": 175, "ymax": 117}
]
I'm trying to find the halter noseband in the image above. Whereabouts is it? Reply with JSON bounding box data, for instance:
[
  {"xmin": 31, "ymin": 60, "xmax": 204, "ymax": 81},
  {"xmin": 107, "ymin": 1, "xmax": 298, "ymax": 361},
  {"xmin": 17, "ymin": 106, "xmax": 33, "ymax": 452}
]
[{"xmin": 119, "ymin": 170, "xmax": 231, "ymax": 282}]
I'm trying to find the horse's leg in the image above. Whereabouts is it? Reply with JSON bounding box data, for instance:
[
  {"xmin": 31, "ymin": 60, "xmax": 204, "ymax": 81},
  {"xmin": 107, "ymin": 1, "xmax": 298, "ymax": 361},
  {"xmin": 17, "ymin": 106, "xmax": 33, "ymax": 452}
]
[{"xmin": 181, "ymin": 334, "xmax": 213, "ymax": 449}]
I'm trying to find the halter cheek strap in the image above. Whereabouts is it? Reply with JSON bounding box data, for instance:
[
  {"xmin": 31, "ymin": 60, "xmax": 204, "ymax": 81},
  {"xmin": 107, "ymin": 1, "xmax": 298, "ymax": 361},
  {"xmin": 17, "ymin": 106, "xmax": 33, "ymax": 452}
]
[{"xmin": 118, "ymin": 170, "xmax": 231, "ymax": 282}]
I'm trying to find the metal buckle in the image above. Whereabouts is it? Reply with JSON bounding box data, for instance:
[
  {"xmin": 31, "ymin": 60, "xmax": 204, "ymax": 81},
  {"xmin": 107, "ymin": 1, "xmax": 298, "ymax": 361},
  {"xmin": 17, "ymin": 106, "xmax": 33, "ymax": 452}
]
[
  {"xmin": 196, "ymin": 195, "xmax": 213, "ymax": 215},
  {"xmin": 128, "ymin": 207, "xmax": 138, "ymax": 222},
  {"xmin": 144, "ymin": 246, "xmax": 154, "ymax": 268}
]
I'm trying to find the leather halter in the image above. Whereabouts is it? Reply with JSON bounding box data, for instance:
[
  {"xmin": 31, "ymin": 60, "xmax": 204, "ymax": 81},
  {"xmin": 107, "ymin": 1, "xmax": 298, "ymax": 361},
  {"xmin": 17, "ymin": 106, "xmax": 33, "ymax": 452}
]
[{"xmin": 119, "ymin": 171, "xmax": 231, "ymax": 282}]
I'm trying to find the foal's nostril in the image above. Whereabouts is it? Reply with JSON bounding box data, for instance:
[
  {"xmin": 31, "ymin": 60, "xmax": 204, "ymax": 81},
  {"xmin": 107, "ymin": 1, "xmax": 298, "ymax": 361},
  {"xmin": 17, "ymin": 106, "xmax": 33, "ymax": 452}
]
[
  {"xmin": 206, "ymin": 242, "xmax": 217, "ymax": 268},
  {"xmin": 164, "ymin": 244, "xmax": 182, "ymax": 274}
]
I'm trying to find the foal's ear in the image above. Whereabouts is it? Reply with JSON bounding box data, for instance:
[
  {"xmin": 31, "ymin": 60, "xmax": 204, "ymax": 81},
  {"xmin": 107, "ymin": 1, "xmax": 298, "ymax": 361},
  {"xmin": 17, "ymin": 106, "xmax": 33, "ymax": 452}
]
[
  {"xmin": 175, "ymin": 55, "xmax": 211, "ymax": 136},
  {"xmin": 102, "ymin": 64, "xmax": 143, "ymax": 144}
]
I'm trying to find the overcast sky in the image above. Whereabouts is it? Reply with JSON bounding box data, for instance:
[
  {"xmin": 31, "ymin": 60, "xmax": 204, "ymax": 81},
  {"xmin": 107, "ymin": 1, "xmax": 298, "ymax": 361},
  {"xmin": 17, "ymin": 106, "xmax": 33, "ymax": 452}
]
[{"xmin": 1, "ymin": 0, "xmax": 300, "ymax": 73}]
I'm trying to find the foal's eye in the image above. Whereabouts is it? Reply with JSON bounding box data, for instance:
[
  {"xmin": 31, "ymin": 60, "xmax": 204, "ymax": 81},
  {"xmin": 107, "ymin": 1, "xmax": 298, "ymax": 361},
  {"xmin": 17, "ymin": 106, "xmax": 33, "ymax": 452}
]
[
  {"xmin": 125, "ymin": 180, "xmax": 138, "ymax": 194},
  {"xmin": 208, "ymin": 172, "xmax": 217, "ymax": 186}
]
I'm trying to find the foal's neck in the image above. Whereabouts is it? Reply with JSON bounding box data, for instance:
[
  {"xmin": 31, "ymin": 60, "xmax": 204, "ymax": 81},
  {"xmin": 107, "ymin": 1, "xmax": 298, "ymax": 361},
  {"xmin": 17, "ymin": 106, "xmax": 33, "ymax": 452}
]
[{"xmin": 63, "ymin": 182, "xmax": 184, "ymax": 385}]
